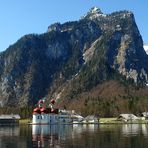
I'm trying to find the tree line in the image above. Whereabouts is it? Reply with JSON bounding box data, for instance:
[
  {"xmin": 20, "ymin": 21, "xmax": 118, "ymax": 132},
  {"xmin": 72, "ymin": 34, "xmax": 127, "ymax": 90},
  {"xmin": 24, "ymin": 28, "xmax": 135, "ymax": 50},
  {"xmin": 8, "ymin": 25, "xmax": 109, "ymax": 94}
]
[{"xmin": 0, "ymin": 106, "xmax": 33, "ymax": 119}]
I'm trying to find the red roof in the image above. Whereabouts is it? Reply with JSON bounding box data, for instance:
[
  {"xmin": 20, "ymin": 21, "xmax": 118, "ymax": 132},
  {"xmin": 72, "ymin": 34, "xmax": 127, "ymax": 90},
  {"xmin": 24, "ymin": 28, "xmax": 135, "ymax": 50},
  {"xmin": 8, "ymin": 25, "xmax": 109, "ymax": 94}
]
[
  {"xmin": 33, "ymin": 108, "xmax": 41, "ymax": 114},
  {"xmin": 40, "ymin": 108, "xmax": 50, "ymax": 114}
]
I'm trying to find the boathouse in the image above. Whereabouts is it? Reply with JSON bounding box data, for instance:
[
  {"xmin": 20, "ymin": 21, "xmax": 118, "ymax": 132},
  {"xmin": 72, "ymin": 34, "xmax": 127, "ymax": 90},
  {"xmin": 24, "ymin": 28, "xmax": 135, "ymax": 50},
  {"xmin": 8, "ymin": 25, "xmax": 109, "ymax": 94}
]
[
  {"xmin": 117, "ymin": 114, "xmax": 139, "ymax": 122},
  {"xmin": 0, "ymin": 114, "xmax": 20, "ymax": 124},
  {"xmin": 141, "ymin": 112, "xmax": 148, "ymax": 120}
]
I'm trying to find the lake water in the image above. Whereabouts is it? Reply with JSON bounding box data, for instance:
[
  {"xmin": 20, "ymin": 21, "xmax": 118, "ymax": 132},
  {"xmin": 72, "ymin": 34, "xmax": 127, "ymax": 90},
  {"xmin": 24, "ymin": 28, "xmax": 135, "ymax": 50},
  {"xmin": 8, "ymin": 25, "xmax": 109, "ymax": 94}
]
[{"xmin": 0, "ymin": 124, "xmax": 148, "ymax": 148}]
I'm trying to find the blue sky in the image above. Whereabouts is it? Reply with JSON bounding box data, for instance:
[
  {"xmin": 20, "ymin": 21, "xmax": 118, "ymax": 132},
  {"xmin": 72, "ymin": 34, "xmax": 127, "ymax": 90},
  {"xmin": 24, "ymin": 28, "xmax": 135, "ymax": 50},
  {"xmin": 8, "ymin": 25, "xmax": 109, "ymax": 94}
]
[{"xmin": 0, "ymin": 0, "xmax": 148, "ymax": 52}]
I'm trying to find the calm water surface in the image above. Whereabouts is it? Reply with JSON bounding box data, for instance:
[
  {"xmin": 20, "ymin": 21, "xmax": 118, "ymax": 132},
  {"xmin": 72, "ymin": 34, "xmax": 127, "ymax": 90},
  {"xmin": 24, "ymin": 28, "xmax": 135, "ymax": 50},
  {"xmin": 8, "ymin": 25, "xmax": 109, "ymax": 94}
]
[{"xmin": 0, "ymin": 124, "xmax": 148, "ymax": 148}]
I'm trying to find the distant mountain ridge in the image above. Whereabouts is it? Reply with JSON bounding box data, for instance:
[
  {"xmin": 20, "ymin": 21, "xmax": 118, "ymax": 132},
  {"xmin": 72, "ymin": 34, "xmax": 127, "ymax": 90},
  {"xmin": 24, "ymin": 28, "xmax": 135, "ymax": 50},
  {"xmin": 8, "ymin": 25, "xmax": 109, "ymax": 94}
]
[{"xmin": 0, "ymin": 7, "xmax": 148, "ymax": 115}]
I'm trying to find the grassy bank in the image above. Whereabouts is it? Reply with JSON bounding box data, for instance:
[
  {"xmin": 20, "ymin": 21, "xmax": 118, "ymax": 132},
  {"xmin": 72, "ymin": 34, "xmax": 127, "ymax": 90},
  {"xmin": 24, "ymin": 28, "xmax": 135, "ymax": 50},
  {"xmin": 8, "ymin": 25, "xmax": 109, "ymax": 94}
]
[
  {"xmin": 19, "ymin": 119, "xmax": 31, "ymax": 125},
  {"xmin": 99, "ymin": 118, "xmax": 148, "ymax": 124}
]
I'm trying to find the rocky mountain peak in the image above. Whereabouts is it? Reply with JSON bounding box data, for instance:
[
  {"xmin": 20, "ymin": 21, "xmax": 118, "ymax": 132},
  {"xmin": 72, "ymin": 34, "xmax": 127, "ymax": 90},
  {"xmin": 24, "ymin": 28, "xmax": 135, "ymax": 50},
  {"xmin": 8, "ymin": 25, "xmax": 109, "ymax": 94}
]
[
  {"xmin": 82, "ymin": 6, "xmax": 105, "ymax": 20},
  {"xmin": 47, "ymin": 22, "xmax": 61, "ymax": 32},
  {"xmin": 89, "ymin": 7, "xmax": 102, "ymax": 14}
]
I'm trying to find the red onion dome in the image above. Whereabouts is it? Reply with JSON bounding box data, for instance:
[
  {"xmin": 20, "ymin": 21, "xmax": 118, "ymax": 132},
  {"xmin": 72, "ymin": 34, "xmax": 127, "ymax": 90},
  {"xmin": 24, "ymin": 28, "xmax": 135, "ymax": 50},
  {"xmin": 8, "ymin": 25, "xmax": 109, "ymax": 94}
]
[
  {"xmin": 33, "ymin": 108, "xmax": 41, "ymax": 114},
  {"xmin": 50, "ymin": 99, "xmax": 55, "ymax": 104},
  {"xmin": 40, "ymin": 107, "xmax": 49, "ymax": 114},
  {"xmin": 38, "ymin": 100, "xmax": 44, "ymax": 104}
]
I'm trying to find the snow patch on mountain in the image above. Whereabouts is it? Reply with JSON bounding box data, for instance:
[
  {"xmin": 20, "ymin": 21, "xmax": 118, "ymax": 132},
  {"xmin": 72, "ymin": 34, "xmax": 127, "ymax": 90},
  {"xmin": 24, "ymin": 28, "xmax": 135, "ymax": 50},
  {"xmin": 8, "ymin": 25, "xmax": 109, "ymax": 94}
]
[{"xmin": 144, "ymin": 44, "xmax": 148, "ymax": 54}]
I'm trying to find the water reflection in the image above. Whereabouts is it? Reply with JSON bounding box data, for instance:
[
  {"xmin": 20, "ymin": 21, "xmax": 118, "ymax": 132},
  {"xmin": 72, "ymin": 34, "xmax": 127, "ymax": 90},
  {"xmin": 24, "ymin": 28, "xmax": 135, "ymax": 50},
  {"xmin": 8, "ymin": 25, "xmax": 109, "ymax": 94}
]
[
  {"xmin": 32, "ymin": 124, "xmax": 148, "ymax": 147},
  {"xmin": 0, "ymin": 125, "xmax": 20, "ymax": 137},
  {"xmin": 99, "ymin": 124, "xmax": 148, "ymax": 137},
  {"xmin": 0, "ymin": 124, "xmax": 148, "ymax": 148},
  {"xmin": 121, "ymin": 124, "xmax": 148, "ymax": 137},
  {"xmin": 122, "ymin": 124, "xmax": 141, "ymax": 136},
  {"xmin": 142, "ymin": 124, "xmax": 148, "ymax": 136},
  {"xmin": 32, "ymin": 124, "xmax": 99, "ymax": 147},
  {"xmin": 32, "ymin": 124, "xmax": 72, "ymax": 147},
  {"xmin": 0, "ymin": 125, "xmax": 20, "ymax": 148}
]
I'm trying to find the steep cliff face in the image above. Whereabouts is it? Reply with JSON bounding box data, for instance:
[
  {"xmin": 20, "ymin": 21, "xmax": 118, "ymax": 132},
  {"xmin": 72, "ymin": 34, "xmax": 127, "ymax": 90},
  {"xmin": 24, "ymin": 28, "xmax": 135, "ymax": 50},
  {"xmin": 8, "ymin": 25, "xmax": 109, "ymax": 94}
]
[
  {"xmin": 82, "ymin": 7, "xmax": 148, "ymax": 84},
  {"xmin": 0, "ymin": 7, "xmax": 148, "ymax": 107}
]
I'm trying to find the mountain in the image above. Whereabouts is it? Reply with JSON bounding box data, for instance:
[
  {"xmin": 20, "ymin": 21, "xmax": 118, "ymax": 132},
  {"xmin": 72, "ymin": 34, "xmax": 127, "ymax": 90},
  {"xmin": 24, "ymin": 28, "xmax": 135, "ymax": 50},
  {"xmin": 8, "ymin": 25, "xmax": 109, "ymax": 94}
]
[
  {"xmin": 0, "ymin": 7, "xmax": 148, "ymax": 116},
  {"xmin": 144, "ymin": 44, "xmax": 148, "ymax": 54}
]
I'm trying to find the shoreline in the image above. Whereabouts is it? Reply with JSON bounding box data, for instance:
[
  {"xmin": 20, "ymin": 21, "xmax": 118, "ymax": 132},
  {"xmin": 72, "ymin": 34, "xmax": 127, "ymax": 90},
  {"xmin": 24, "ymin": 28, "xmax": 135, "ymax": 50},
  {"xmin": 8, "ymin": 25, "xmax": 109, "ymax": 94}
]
[{"xmin": 19, "ymin": 118, "xmax": 148, "ymax": 125}]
